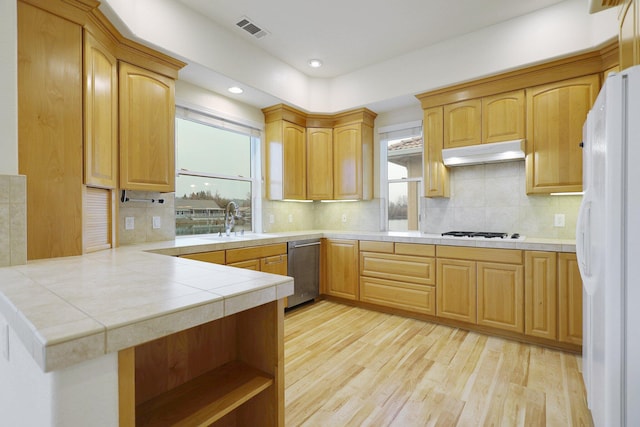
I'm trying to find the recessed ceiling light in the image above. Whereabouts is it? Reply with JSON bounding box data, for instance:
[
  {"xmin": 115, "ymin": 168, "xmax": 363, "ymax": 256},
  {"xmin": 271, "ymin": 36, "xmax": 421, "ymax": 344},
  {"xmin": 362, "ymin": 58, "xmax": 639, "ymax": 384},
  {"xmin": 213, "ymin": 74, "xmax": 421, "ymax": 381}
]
[
  {"xmin": 308, "ymin": 59, "xmax": 323, "ymax": 68},
  {"xmin": 228, "ymin": 86, "xmax": 244, "ymax": 94}
]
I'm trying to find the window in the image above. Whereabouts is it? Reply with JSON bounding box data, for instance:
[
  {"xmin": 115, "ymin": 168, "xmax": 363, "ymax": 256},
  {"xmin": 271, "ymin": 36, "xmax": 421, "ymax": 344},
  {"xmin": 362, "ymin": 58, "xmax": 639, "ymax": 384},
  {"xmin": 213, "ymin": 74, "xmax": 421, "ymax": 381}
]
[
  {"xmin": 380, "ymin": 122, "xmax": 423, "ymax": 231},
  {"xmin": 175, "ymin": 108, "xmax": 260, "ymax": 236}
]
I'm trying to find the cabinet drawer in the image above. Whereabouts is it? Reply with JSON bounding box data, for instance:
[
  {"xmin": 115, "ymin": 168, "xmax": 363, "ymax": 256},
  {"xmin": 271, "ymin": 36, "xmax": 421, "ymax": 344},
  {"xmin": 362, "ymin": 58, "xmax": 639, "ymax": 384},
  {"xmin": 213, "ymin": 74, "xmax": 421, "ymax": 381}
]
[
  {"xmin": 260, "ymin": 254, "xmax": 288, "ymax": 275},
  {"xmin": 226, "ymin": 243, "xmax": 287, "ymax": 264},
  {"xmin": 360, "ymin": 276, "xmax": 435, "ymax": 315},
  {"xmin": 180, "ymin": 250, "xmax": 225, "ymax": 264},
  {"xmin": 227, "ymin": 259, "xmax": 260, "ymax": 270},
  {"xmin": 395, "ymin": 243, "xmax": 435, "ymax": 257},
  {"xmin": 360, "ymin": 252, "xmax": 435, "ymax": 285},
  {"xmin": 359, "ymin": 240, "xmax": 394, "ymax": 253},
  {"xmin": 436, "ymin": 246, "xmax": 522, "ymax": 264}
]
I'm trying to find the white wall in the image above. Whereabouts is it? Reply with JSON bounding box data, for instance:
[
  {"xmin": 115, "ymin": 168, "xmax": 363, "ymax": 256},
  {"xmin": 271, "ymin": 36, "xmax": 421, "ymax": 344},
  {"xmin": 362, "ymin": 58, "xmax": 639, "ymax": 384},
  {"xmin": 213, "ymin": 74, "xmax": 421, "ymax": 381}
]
[
  {"xmin": 0, "ymin": 0, "xmax": 18, "ymax": 175},
  {"xmin": 327, "ymin": 0, "xmax": 619, "ymax": 112},
  {"xmin": 0, "ymin": 311, "xmax": 119, "ymax": 427}
]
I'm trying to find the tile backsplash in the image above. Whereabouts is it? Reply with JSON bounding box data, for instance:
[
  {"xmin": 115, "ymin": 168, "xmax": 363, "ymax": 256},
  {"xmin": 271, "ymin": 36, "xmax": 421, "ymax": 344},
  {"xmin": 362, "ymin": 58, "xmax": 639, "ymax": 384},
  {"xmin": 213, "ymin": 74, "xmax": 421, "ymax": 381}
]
[
  {"xmin": 118, "ymin": 190, "xmax": 176, "ymax": 245},
  {"xmin": 422, "ymin": 161, "xmax": 581, "ymax": 239},
  {"xmin": 262, "ymin": 199, "xmax": 382, "ymax": 233},
  {"xmin": 0, "ymin": 174, "xmax": 26, "ymax": 266}
]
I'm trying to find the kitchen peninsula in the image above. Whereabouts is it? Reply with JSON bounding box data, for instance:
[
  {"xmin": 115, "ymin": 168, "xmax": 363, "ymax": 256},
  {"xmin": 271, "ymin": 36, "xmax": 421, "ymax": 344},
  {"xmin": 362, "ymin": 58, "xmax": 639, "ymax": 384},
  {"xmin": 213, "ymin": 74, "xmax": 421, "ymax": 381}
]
[{"xmin": 0, "ymin": 242, "xmax": 294, "ymax": 427}]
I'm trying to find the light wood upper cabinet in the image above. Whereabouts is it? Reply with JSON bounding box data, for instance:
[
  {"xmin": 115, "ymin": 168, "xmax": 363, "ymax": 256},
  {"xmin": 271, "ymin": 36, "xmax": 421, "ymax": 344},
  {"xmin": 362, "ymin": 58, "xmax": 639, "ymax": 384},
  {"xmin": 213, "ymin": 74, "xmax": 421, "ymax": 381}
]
[
  {"xmin": 18, "ymin": 2, "xmax": 84, "ymax": 260},
  {"xmin": 333, "ymin": 123, "xmax": 373, "ymax": 200},
  {"xmin": 477, "ymin": 262, "xmax": 524, "ymax": 333},
  {"xmin": 558, "ymin": 253, "xmax": 583, "ymax": 345},
  {"xmin": 306, "ymin": 127, "xmax": 333, "ymax": 200},
  {"xmin": 524, "ymin": 251, "xmax": 558, "ymax": 340},
  {"xmin": 322, "ymin": 239, "xmax": 359, "ymax": 300},
  {"xmin": 620, "ymin": 0, "xmax": 639, "ymax": 70},
  {"xmin": 119, "ymin": 62, "xmax": 176, "ymax": 192},
  {"xmin": 423, "ymin": 106, "xmax": 449, "ymax": 198},
  {"xmin": 84, "ymin": 32, "xmax": 118, "ymax": 189},
  {"xmin": 265, "ymin": 120, "xmax": 307, "ymax": 200},
  {"xmin": 443, "ymin": 99, "xmax": 482, "ymax": 148},
  {"xmin": 482, "ymin": 90, "xmax": 525, "ymax": 143},
  {"xmin": 526, "ymin": 74, "xmax": 599, "ymax": 194}
]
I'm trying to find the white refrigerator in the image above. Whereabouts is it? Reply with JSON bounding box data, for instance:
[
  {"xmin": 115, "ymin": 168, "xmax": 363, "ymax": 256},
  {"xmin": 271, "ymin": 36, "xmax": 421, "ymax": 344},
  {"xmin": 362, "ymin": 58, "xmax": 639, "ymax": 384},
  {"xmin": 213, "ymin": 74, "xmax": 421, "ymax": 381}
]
[{"xmin": 578, "ymin": 65, "xmax": 640, "ymax": 427}]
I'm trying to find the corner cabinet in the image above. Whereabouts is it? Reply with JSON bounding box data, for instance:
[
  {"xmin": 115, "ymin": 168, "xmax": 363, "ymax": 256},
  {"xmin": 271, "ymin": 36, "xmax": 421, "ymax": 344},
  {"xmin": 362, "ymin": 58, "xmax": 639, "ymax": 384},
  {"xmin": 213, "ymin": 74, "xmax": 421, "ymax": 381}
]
[
  {"xmin": 333, "ymin": 122, "xmax": 373, "ymax": 200},
  {"xmin": 262, "ymin": 105, "xmax": 376, "ymax": 201},
  {"xmin": 119, "ymin": 62, "xmax": 176, "ymax": 192},
  {"xmin": 306, "ymin": 127, "xmax": 334, "ymax": 200},
  {"xmin": 526, "ymin": 74, "xmax": 599, "ymax": 194}
]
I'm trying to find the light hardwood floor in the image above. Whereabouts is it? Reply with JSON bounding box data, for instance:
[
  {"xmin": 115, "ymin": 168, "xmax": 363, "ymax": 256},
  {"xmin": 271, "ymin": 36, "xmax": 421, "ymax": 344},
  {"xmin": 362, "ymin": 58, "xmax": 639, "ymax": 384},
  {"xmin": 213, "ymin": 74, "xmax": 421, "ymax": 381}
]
[{"xmin": 284, "ymin": 300, "xmax": 593, "ymax": 427}]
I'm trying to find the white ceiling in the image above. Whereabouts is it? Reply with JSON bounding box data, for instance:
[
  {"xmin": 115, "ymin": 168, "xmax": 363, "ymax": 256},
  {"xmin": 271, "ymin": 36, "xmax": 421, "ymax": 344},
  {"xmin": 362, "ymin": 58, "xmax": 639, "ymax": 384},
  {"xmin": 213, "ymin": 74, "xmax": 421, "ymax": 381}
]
[
  {"xmin": 99, "ymin": 0, "xmax": 618, "ymax": 114},
  {"xmin": 175, "ymin": 0, "xmax": 566, "ymax": 79}
]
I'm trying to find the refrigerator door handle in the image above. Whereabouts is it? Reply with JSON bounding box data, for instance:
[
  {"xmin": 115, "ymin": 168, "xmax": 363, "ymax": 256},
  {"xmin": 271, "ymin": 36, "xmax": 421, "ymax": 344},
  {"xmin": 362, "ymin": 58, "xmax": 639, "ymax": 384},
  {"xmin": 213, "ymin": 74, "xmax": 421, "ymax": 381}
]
[{"xmin": 576, "ymin": 199, "xmax": 591, "ymax": 278}]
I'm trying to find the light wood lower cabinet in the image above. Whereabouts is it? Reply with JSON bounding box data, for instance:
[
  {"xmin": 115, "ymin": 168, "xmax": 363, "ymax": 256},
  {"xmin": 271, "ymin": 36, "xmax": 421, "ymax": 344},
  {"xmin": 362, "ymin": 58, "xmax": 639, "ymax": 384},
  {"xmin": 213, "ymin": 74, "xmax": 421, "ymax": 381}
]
[
  {"xmin": 558, "ymin": 253, "xmax": 583, "ymax": 345},
  {"xmin": 436, "ymin": 246, "xmax": 524, "ymax": 333},
  {"xmin": 437, "ymin": 259, "xmax": 477, "ymax": 323},
  {"xmin": 180, "ymin": 250, "xmax": 226, "ymax": 264},
  {"xmin": 180, "ymin": 244, "xmax": 287, "ymax": 275},
  {"xmin": 322, "ymin": 239, "xmax": 359, "ymax": 300},
  {"xmin": 477, "ymin": 262, "xmax": 524, "ymax": 333},
  {"xmin": 359, "ymin": 241, "xmax": 436, "ymax": 315},
  {"xmin": 118, "ymin": 299, "xmax": 284, "ymax": 427},
  {"xmin": 524, "ymin": 251, "xmax": 557, "ymax": 340}
]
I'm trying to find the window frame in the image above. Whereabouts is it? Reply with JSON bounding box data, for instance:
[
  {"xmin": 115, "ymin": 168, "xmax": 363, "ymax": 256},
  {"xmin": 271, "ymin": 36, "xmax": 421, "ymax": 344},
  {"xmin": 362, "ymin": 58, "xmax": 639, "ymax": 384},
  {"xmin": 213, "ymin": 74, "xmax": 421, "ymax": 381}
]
[
  {"xmin": 175, "ymin": 106, "xmax": 262, "ymax": 234},
  {"xmin": 379, "ymin": 120, "xmax": 424, "ymax": 232}
]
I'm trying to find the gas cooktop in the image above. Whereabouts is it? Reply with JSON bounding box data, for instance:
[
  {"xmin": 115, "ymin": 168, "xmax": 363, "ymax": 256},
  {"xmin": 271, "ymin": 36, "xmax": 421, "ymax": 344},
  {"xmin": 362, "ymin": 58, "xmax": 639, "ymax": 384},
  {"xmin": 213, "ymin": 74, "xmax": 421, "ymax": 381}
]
[{"xmin": 441, "ymin": 231, "xmax": 521, "ymax": 239}]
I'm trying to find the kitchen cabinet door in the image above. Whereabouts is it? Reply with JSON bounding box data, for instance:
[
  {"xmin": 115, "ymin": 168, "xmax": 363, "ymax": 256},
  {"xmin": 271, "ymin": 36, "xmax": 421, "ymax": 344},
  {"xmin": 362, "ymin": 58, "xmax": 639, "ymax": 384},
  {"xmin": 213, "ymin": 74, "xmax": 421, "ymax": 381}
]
[
  {"xmin": 443, "ymin": 99, "xmax": 481, "ymax": 148},
  {"xmin": 306, "ymin": 127, "xmax": 333, "ymax": 199},
  {"xmin": 558, "ymin": 253, "xmax": 583, "ymax": 345},
  {"xmin": 524, "ymin": 251, "xmax": 557, "ymax": 340},
  {"xmin": 436, "ymin": 259, "xmax": 476, "ymax": 323},
  {"xmin": 84, "ymin": 31, "xmax": 118, "ymax": 189},
  {"xmin": 482, "ymin": 90, "xmax": 525, "ymax": 144},
  {"xmin": 525, "ymin": 74, "xmax": 599, "ymax": 194},
  {"xmin": 423, "ymin": 106, "xmax": 449, "ymax": 198},
  {"xmin": 180, "ymin": 251, "xmax": 226, "ymax": 264},
  {"xmin": 18, "ymin": 2, "xmax": 84, "ymax": 260},
  {"xmin": 333, "ymin": 123, "xmax": 373, "ymax": 200},
  {"xmin": 477, "ymin": 262, "xmax": 524, "ymax": 333},
  {"xmin": 322, "ymin": 239, "xmax": 359, "ymax": 300},
  {"xmin": 261, "ymin": 254, "xmax": 288, "ymax": 275},
  {"xmin": 119, "ymin": 62, "xmax": 175, "ymax": 192},
  {"xmin": 265, "ymin": 120, "xmax": 307, "ymax": 200},
  {"xmin": 620, "ymin": 0, "xmax": 639, "ymax": 71}
]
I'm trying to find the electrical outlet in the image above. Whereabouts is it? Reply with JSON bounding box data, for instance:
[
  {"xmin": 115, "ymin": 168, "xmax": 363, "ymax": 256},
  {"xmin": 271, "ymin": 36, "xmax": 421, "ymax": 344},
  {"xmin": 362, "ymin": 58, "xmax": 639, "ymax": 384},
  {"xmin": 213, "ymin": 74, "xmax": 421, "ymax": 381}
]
[
  {"xmin": 341, "ymin": 213, "xmax": 347, "ymax": 223},
  {"xmin": 125, "ymin": 217, "xmax": 135, "ymax": 230},
  {"xmin": 288, "ymin": 214, "xmax": 293, "ymax": 223},
  {"xmin": 554, "ymin": 213, "xmax": 565, "ymax": 227},
  {"xmin": 152, "ymin": 216, "xmax": 161, "ymax": 229},
  {"xmin": 269, "ymin": 214, "xmax": 275, "ymax": 224}
]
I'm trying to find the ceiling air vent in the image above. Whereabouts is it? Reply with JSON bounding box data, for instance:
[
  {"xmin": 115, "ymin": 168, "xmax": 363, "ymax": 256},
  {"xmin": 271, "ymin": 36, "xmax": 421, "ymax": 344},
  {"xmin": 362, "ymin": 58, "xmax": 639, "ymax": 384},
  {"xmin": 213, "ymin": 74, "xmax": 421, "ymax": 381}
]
[{"xmin": 236, "ymin": 16, "xmax": 269, "ymax": 39}]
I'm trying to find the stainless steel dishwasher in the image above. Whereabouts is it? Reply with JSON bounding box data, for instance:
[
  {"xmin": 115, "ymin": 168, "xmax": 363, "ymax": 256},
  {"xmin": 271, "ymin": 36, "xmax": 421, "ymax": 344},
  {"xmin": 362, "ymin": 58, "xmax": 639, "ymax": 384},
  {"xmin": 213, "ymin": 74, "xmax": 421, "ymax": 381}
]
[{"xmin": 286, "ymin": 239, "xmax": 320, "ymax": 309}]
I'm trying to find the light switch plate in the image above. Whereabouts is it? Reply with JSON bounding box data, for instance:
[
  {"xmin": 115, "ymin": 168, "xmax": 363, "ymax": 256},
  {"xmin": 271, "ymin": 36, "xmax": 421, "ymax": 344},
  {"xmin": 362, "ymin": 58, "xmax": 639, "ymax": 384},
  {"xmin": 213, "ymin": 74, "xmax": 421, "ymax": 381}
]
[
  {"xmin": 288, "ymin": 214, "xmax": 293, "ymax": 223},
  {"xmin": 341, "ymin": 213, "xmax": 347, "ymax": 223},
  {"xmin": 269, "ymin": 214, "xmax": 275, "ymax": 224},
  {"xmin": 554, "ymin": 213, "xmax": 565, "ymax": 227},
  {"xmin": 125, "ymin": 217, "xmax": 135, "ymax": 230},
  {"xmin": 152, "ymin": 216, "xmax": 161, "ymax": 229}
]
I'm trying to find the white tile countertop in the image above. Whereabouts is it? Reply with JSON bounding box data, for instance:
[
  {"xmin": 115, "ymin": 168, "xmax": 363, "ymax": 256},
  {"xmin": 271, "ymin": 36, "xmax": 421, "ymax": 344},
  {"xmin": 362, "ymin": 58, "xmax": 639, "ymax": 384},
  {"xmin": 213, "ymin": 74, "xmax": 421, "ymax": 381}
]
[
  {"xmin": 0, "ymin": 230, "xmax": 575, "ymax": 373},
  {"xmin": 0, "ymin": 245, "xmax": 294, "ymax": 372}
]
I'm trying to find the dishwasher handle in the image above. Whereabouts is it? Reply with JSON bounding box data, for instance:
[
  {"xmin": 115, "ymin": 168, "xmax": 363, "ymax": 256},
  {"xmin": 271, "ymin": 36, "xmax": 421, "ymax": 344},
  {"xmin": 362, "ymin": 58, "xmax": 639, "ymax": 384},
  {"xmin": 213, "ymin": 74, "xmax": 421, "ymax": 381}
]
[{"xmin": 291, "ymin": 241, "xmax": 321, "ymax": 249}]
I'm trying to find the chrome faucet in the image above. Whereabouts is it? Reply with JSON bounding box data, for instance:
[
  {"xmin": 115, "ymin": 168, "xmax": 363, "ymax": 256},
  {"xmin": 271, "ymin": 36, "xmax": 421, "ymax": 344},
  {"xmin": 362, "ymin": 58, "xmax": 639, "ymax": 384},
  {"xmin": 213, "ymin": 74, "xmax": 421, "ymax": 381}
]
[{"xmin": 224, "ymin": 201, "xmax": 237, "ymax": 236}]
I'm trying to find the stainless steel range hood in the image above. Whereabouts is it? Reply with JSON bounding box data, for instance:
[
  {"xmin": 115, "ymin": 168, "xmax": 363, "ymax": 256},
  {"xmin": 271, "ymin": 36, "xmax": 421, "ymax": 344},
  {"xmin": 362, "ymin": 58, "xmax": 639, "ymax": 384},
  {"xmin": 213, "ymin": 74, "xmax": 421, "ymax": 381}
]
[{"xmin": 442, "ymin": 139, "xmax": 525, "ymax": 167}]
